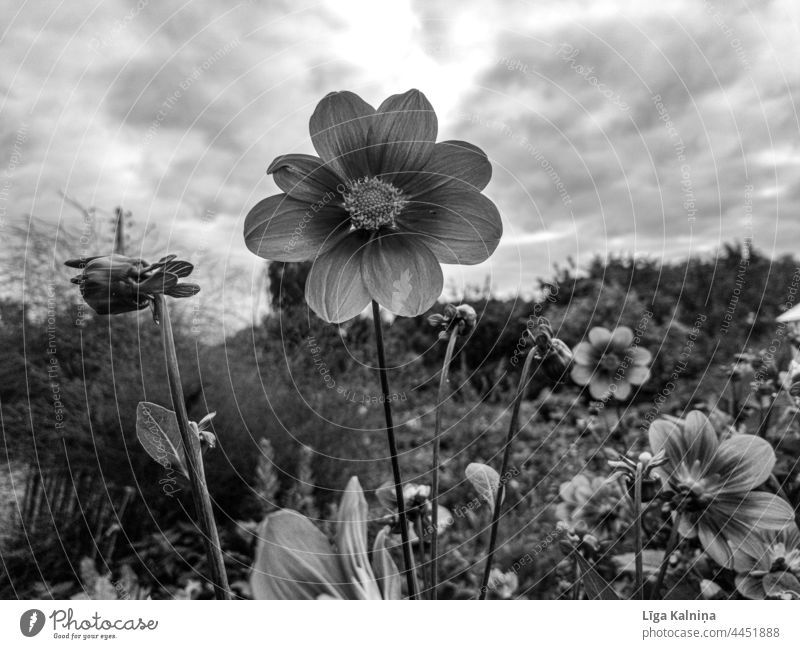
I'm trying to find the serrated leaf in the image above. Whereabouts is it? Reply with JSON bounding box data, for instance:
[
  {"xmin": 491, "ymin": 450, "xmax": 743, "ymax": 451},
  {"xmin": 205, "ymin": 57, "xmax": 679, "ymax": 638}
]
[
  {"xmin": 136, "ymin": 402, "xmax": 189, "ymax": 479},
  {"xmin": 465, "ymin": 463, "xmax": 501, "ymax": 515},
  {"xmin": 575, "ymin": 553, "xmax": 619, "ymax": 600}
]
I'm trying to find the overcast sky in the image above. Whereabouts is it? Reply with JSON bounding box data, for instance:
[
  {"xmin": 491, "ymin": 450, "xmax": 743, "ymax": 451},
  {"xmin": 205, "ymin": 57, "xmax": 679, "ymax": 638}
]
[{"xmin": 3, "ymin": 0, "xmax": 799, "ymax": 327}]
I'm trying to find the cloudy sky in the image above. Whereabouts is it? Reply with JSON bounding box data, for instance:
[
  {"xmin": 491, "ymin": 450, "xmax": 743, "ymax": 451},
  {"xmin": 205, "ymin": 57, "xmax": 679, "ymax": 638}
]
[{"xmin": 3, "ymin": 0, "xmax": 799, "ymax": 327}]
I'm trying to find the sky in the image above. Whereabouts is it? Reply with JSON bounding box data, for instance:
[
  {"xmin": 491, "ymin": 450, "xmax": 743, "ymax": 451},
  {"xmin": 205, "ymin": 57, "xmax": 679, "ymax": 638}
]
[{"xmin": 2, "ymin": 0, "xmax": 800, "ymax": 330}]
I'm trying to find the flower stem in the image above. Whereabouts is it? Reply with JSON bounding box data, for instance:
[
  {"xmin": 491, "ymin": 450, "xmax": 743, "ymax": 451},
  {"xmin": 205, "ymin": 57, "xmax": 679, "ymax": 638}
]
[
  {"xmin": 632, "ymin": 463, "xmax": 644, "ymax": 599},
  {"xmin": 430, "ymin": 327, "xmax": 459, "ymax": 600},
  {"xmin": 371, "ymin": 301, "xmax": 418, "ymax": 600},
  {"xmin": 477, "ymin": 349, "xmax": 537, "ymax": 599},
  {"xmin": 652, "ymin": 519, "xmax": 680, "ymax": 600},
  {"xmin": 415, "ymin": 516, "xmax": 429, "ymax": 599},
  {"xmin": 156, "ymin": 295, "xmax": 231, "ymax": 600}
]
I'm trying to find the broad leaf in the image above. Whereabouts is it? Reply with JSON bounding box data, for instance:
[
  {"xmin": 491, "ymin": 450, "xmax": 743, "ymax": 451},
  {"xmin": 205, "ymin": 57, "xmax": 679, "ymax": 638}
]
[
  {"xmin": 466, "ymin": 463, "xmax": 501, "ymax": 515},
  {"xmin": 136, "ymin": 402, "xmax": 189, "ymax": 479},
  {"xmin": 575, "ymin": 553, "xmax": 619, "ymax": 600}
]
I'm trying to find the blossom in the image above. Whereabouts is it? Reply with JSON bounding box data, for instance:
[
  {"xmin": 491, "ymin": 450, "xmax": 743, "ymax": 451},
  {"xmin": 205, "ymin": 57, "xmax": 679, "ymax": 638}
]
[
  {"xmin": 65, "ymin": 254, "xmax": 199, "ymax": 316},
  {"xmin": 375, "ymin": 480, "xmax": 453, "ymax": 543},
  {"xmin": 648, "ymin": 411, "xmax": 796, "ymax": 568},
  {"xmin": 556, "ymin": 473, "xmax": 631, "ymax": 538},
  {"xmin": 487, "ymin": 568, "xmax": 519, "ymax": 599},
  {"xmin": 250, "ymin": 476, "xmax": 401, "ymax": 599},
  {"xmin": 243, "ymin": 89, "xmax": 502, "ymax": 323},
  {"xmin": 734, "ymin": 525, "xmax": 800, "ymax": 600},
  {"xmin": 570, "ymin": 326, "xmax": 651, "ymax": 400}
]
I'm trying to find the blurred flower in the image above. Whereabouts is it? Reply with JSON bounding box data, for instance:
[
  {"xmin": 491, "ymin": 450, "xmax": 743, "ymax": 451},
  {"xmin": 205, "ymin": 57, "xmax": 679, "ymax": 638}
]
[
  {"xmin": 487, "ymin": 568, "xmax": 519, "ymax": 599},
  {"xmin": 243, "ymin": 89, "xmax": 502, "ymax": 323},
  {"xmin": 699, "ymin": 579, "xmax": 724, "ymax": 599},
  {"xmin": 376, "ymin": 480, "xmax": 453, "ymax": 544},
  {"xmin": 428, "ymin": 303, "xmax": 477, "ymax": 339},
  {"xmin": 734, "ymin": 525, "xmax": 800, "ymax": 600},
  {"xmin": 65, "ymin": 254, "xmax": 199, "ymax": 318},
  {"xmin": 649, "ymin": 411, "xmax": 795, "ymax": 568},
  {"xmin": 570, "ymin": 326, "xmax": 651, "ymax": 400},
  {"xmin": 556, "ymin": 520, "xmax": 601, "ymax": 560},
  {"xmin": 250, "ymin": 476, "xmax": 400, "ymax": 599},
  {"xmin": 556, "ymin": 473, "xmax": 631, "ymax": 538},
  {"xmin": 528, "ymin": 317, "xmax": 572, "ymax": 384}
]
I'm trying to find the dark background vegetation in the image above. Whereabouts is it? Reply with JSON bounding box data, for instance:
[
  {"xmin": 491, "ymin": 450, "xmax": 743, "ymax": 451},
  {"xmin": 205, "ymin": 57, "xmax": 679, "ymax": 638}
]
[{"xmin": 1, "ymin": 240, "xmax": 799, "ymax": 598}]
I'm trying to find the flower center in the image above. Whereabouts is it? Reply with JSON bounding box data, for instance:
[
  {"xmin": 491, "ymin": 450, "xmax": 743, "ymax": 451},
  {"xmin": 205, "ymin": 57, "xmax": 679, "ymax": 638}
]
[
  {"xmin": 343, "ymin": 177, "xmax": 407, "ymax": 231},
  {"xmin": 600, "ymin": 353, "xmax": 620, "ymax": 371}
]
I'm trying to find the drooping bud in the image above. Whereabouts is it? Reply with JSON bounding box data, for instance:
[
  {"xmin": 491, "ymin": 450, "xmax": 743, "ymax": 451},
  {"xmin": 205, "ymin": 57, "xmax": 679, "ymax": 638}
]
[
  {"xmin": 428, "ymin": 303, "xmax": 477, "ymax": 339},
  {"xmin": 66, "ymin": 254, "xmax": 200, "ymax": 321},
  {"xmin": 527, "ymin": 317, "xmax": 573, "ymax": 384}
]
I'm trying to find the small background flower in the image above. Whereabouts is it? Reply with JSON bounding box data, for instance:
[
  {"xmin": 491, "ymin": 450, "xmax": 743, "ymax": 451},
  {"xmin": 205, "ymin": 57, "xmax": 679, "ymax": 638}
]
[{"xmin": 571, "ymin": 326, "xmax": 651, "ymax": 400}]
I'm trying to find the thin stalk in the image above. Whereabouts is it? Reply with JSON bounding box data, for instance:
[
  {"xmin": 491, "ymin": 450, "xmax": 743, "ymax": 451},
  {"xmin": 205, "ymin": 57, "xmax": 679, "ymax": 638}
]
[
  {"xmin": 156, "ymin": 295, "xmax": 231, "ymax": 599},
  {"xmin": 430, "ymin": 328, "xmax": 459, "ymax": 599},
  {"xmin": 756, "ymin": 396, "xmax": 776, "ymax": 438},
  {"xmin": 371, "ymin": 301, "xmax": 418, "ymax": 600},
  {"xmin": 572, "ymin": 556, "xmax": 581, "ymax": 600},
  {"xmin": 415, "ymin": 516, "xmax": 429, "ymax": 599},
  {"xmin": 477, "ymin": 349, "xmax": 537, "ymax": 599},
  {"xmin": 652, "ymin": 520, "xmax": 680, "ymax": 599},
  {"xmin": 632, "ymin": 463, "xmax": 644, "ymax": 599}
]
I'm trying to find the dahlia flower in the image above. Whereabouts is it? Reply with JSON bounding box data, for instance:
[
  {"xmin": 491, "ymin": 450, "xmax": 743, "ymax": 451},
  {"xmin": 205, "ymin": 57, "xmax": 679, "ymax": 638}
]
[
  {"xmin": 734, "ymin": 525, "xmax": 800, "ymax": 600},
  {"xmin": 244, "ymin": 89, "xmax": 502, "ymax": 323},
  {"xmin": 648, "ymin": 411, "xmax": 796, "ymax": 568}
]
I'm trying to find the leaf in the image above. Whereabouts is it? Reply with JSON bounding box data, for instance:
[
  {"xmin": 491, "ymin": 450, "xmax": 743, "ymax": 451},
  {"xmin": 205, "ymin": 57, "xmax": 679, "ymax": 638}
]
[
  {"xmin": 136, "ymin": 402, "xmax": 189, "ymax": 479},
  {"xmin": 575, "ymin": 553, "xmax": 619, "ymax": 600},
  {"xmin": 465, "ymin": 463, "xmax": 501, "ymax": 514}
]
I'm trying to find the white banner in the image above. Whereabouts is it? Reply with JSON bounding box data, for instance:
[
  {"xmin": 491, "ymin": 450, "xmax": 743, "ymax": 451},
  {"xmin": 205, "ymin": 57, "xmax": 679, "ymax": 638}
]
[{"xmin": 3, "ymin": 601, "xmax": 799, "ymax": 648}]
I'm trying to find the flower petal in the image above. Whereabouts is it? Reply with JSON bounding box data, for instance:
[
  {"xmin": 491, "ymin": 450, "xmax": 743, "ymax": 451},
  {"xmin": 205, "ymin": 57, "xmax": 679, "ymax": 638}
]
[
  {"xmin": 570, "ymin": 364, "xmax": 593, "ymax": 385},
  {"xmin": 629, "ymin": 347, "xmax": 652, "ymax": 365},
  {"xmin": 335, "ymin": 476, "xmax": 382, "ymax": 600},
  {"xmin": 609, "ymin": 326, "xmax": 634, "ymax": 350},
  {"xmin": 713, "ymin": 492, "xmax": 796, "ymax": 531},
  {"xmin": 244, "ymin": 194, "xmax": 348, "ymax": 262},
  {"xmin": 626, "ymin": 365, "xmax": 651, "ymax": 385},
  {"xmin": 268, "ymin": 154, "xmax": 343, "ymax": 203},
  {"xmin": 372, "ymin": 526, "xmax": 401, "ymax": 600},
  {"xmin": 398, "ymin": 140, "xmax": 492, "ymax": 195},
  {"xmin": 361, "ymin": 233, "xmax": 443, "ymax": 317},
  {"xmin": 572, "ymin": 342, "xmax": 596, "ymax": 365},
  {"xmin": 310, "ymin": 91, "xmax": 375, "ymax": 180},
  {"xmin": 698, "ymin": 520, "xmax": 734, "ymax": 568},
  {"xmin": 710, "ymin": 434, "xmax": 776, "ymax": 492},
  {"xmin": 305, "ymin": 232, "xmax": 372, "ymax": 323},
  {"xmin": 368, "ymin": 89, "xmax": 437, "ymax": 180},
  {"xmin": 398, "ymin": 187, "xmax": 502, "ymax": 265},
  {"xmin": 611, "ymin": 380, "xmax": 632, "ymax": 400},
  {"xmin": 588, "ymin": 375, "xmax": 612, "ymax": 400},
  {"xmin": 649, "ymin": 419, "xmax": 681, "ymax": 458},
  {"xmin": 250, "ymin": 510, "xmax": 348, "ymax": 600},
  {"xmin": 735, "ymin": 574, "xmax": 766, "ymax": 600},
  {"xmin": 588, "ymin": 327, "xmax": 612, "ymax": 347},
  {"xmin": 679, "ymin": 411, "xmax": 719, "ymax": 471},
  {"xmin": 763, "ymin": 571, "xmax": 800, "ymax": 599}
]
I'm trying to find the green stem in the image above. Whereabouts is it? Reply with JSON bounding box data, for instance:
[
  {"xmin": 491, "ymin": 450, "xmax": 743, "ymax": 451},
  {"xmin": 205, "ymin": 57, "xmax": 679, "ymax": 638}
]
[
  {"xmin": 156, "ymin": 295, "xmax": 230, "ymax": 599},
  {"xmin": 477, "ymin": 349, "xmax": 537, "ymax": 599},
  {"xmin": 430, "ymin": 328, "xmax": 459, "ymax": 600},
  {"xmin": 632, "ymin": 464, "xmax": 644, "ymax": 599},
  {"xmin": 652, "ymin": 519, "xmax": 680, "ymax": 600},
  {"xmin": 371, "ymin": 301, "xmax": 418, "ymax": 600}
]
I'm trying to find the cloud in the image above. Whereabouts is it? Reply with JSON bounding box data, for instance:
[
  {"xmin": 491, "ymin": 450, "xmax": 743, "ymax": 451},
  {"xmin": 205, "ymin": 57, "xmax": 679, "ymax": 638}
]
[{"xmin": 2, "ymin": 0, "xmax": 799, "ymax": 323}]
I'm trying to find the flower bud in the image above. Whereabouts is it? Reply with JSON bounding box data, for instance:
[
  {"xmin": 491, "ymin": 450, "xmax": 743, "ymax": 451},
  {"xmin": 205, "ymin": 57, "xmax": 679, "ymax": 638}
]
[
  {"xmin": 428, "ymin": 303, "xmax": 477, "ymax": 338},
  {"xmin": 528, "ymin": 318, "xmax": 572, "ymax": 384},
  {"xmin": 66, "ymin": 254, "xmax": 200, "ymax": 320}
]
